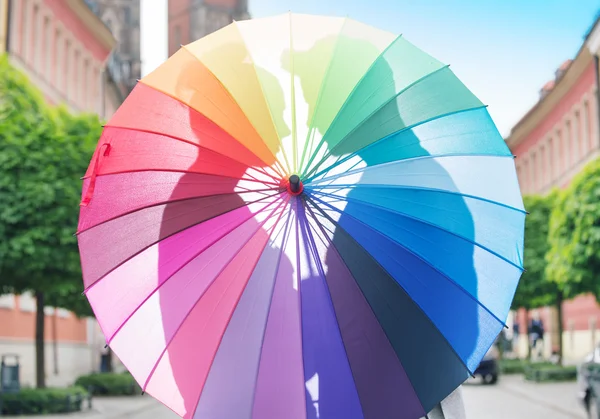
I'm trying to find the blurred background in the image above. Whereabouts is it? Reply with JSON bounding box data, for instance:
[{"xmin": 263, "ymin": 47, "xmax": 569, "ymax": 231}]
[{"xmin": 1, "ymin": 1, "xmax": 600, "ymax": 418}]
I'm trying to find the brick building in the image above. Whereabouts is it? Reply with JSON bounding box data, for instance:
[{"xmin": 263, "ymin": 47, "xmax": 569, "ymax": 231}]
[
  {"xmin": 0, "ymin": 0, "xmax": 7, "ymax": 54},
  {"xmin": 1, "ymin": 0, "xmax": 117, "ymax": 386},
  {"xmin": 168, "ymin": 0, "xmax": 250, "ymax": 56},
  {"xmin": 506, "ymin": 14, "xmax": 600, "ymax": 362}
]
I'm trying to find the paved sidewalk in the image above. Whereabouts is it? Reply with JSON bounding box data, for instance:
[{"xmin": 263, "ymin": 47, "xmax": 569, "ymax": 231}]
[
  {"xmin": 464, "ymin": 374, "xmax": 584, "ymax": 418},
  {"xmin": 12, "ymin": 374, "xmax": 584, "ymax": 419},
  {"xmin": 499, "ymin": 374, "xmax": 583, "ymax": 416},
  {"xmin": 13, "ymin": 395, "xmax": 160, "ymax": 419}
]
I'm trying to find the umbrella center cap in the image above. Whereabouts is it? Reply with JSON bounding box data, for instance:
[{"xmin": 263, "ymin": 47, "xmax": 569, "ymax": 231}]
[{"xmin": 287, "ymin": 175, "xmax": 304, "ymax": 196}]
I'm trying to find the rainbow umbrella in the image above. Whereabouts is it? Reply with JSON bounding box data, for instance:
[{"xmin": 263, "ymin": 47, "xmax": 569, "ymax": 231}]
[{"xmin": 78, "ymin": 13, "xmax": 524, "ymax": 419}]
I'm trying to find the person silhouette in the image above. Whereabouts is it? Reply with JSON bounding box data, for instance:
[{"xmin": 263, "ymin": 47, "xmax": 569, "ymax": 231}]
[
  {"xmin": 153, "ymin": 42, "xmax": 294, "ymax": 419},
  {"xmin": 289, "ymin": 34, "xmax": 477, "ymax": 418}
]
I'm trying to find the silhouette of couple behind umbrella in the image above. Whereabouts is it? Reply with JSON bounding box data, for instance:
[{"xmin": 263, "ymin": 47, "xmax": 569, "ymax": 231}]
[{"xmin": 157, "ymin": 32, "xmax": 476, "ymax": 419}]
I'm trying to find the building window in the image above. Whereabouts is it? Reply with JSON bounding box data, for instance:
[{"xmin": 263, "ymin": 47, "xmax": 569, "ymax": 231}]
[
  {"xmin": 531, "ymin": 152, "xmax": 537, "ymax": 192},
  {"xmin": 584, "ymin": 100, "xmax": 591, "ymax": 152},
  {"xmin": 547, "ymin": 137, "xmax": 554, "ymax": 182},
  {"xmin": 0, "ymin": 295, "xmax": 16, "ymax": 310},
  {"xmin": 539, "ymin": 145, "xmax": 546, "ymax": 188},
  {"xmin": 93, "ymin": 67, "xmax": 100, "ymax": 114},
  {"xmin": 23, "ymin": 0, "xmax": 31, "ymax": 60},
  {"xmin": 577, "ymin": 110, "xmax": 587, "ymax": 159},
  {"xmin": 65, "ymin": 39, "xmax": 71, "ymax": 99},
  {"xmin": 573, "ymin": 111, "xmax": 584, "ymax": 163},
  {"xmin": 74, "ymin": 49, "xmax": 80, "ymax": 106},
  {"xmin": 19, "ymin": 292, "xmax": 36, "ymax": 313},
  {"xmin": 531, "ymin": 152, "xmax": 540, "ymax": 193},
  {"xmin": 14, "ymin": 0, "xmax": 25, "ymax": 55},
  {"xmin": 83, "ymin": 58, "xmax": 90, "ymax": 109},
  {"xmin": 559, "ymin": 127, "xmax": 568, "ymax": 173},
  {"xmin": 522, "ymin": 159, "xmax": 529, "ymax": 193},
  {"xmin": 55, "ymin": 29, "xmax": 62, "ymax": 88},
  {"xmin": 57, "ymin": 308, "xmax": 70, "ymax": 319},
  {"xmin": 31, "ymin": 2, "xmax": 39, "ymax": 66},
  {"xmin": 44, "ymin": 16, "xmax": 52, "ymax": 80},
  {"xmin": 565, "ymin": 120, "xmax": 573, "ymax": 167},
  {"xmin": 80, "ymin": 56, "xmax": 86, "ymax": 106}
]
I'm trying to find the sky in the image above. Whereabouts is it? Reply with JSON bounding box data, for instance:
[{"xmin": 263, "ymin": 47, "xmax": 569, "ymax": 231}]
[{"xmin": 246, "ymin": 0, "xmax": 600, "ymax": 137}]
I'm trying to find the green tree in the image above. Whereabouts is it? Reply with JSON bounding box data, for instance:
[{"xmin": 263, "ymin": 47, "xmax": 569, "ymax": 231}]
[
  {"xmin": 0, "ymin": 55, "xmax": 100, "ymax": 387},
  {"xmin": 547, "ymin": 157, "xmax": 600, "ymax": 302},
  {"xmin": 513, "ymin": 193, "xmax": 562, "ymax": 361}
]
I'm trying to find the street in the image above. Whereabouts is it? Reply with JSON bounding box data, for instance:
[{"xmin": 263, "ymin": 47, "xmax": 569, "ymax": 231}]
[{"xmin": 27, "ymin": 375, "xmax": 584, "ymax": 419}]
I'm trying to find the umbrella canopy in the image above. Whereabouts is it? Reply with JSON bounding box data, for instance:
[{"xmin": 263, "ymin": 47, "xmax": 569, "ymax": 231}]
[{"xmin": 78, "ymin": 13, "xmax": 524, "ymax": 419}]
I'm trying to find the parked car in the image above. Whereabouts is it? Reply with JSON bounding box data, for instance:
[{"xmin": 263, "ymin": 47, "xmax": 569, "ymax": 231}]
[
  {"xmin": 474, "ymin": 344, "xmax": 499, "ymax": 384},
  {"xmin": 577, "ymin": 345, "xmax": 600, "ymax": 418}
]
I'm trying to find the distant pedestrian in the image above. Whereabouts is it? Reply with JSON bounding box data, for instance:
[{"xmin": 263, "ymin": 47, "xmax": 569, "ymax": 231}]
[
  {"xmin": 529, "ymin": 313, "xmax": 545, "ymax": 360},
  {"xmin": 510, "ymin": 315, "xmax": 520, "ymax": 357}
]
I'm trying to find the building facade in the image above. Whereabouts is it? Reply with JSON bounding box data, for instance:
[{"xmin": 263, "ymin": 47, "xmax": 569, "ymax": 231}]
[
  {"xmin": 0, "ymin": 0, "xmax": 7, "ymax": 54},
  {"xmin": 6, "ymin": 0, "xmax": 119, "ymax": 118},
  {"xmin": 84, "ymin": 0, "xmax": 141, "ymax": 99},
  {"xmin": 506, "ymin": 16, "xmax": 600, "ymax": 362},
  {"xmin": 1, "ymin": 0, "xmax": 118, "ymax": 386},
  {"xmin": 168, "ymin": 0, "xmax": 250, "ymax": 56}
]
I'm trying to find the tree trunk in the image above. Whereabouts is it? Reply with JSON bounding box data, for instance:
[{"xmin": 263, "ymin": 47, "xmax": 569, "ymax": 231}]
[
  {"xmin": 556, "ymin": 291, "xmax": 564, "ymax": 366},
  {"xmin": 35, "ymin": 291, "xmax": 46, "ymax": 388},
  {"xmin": 52, "ymin": 310, "xmax": 58, "ymax": 375},
  {"xmin": 526, "ymin": 309, "xmax": 532, "ymax": 360}
]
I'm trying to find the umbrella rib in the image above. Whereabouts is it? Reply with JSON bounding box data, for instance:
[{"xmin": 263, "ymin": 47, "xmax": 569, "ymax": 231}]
[
  {"xmin": 77, "ymin": 187, "xmax": 282, "ymax": 235},
  {"xmin": 307, "ymin": 183, "xmax": 526, "ymax": 215},
  {"xmin": 289, "ymin": 13, "xmax": 298, "ymax": 174},
  {"xmin": 230, "ymin": 20, "xmax": 294, "ymax": 176},
  {"xmin": 307, "ymin": 192, "xmax": 511, "ymax": 331},
  {"xmin": 82, "ymin": 192, "xmax": 284, "ymax": 295},
  {"xmin": 303, "ymin": 202, "xmax": 433, "ymax": 415},
  {"xmin": 300, "ymin": 33, "xmax": 404, "ymax": 177},
  {"xmin": 140, "ymin": 197, "xmax": 290, "ymax": 393},
  {"xmin": 103, "ymin": 197, "xmax": 288, "ymax": 350},
  {"xmin": 102, "ymin": 124, "xmax": 283, "ymax": 183},
  {"xmin": 304, "ymin": 105, "xmax": 491, "ymax": 183},
  {"xmin": 188, "ymin": 202, "xmax": 292, "ymax": 419},
  {"xmin": 297, "ymin": 17, "xmax": 349, "ymax": 176},
  {"xmin": 303, "ymin": 198, "xmax": 480, "ymax": 378},
  {"xmin": 306, "ymin": 152, "xmax": 518, "ymax": 192},
  {"xmin": 247, "ymin": 207, "xmax": 296, "ymax": 417},
  {"xmin": 295, "ymin": 199, "xmax": 308, "ymax": 413},
  {"xmin": 309, "ymin": 197, "xmax": 474, "ymax": 388},
  {"xmin": 83, "ymin": 168, "xmax": 281, "ymax": 187},
  {"xmin": 229, "ymin": 21, "xmax": 296, "ymax": 177},
  {"xmin": 140, "ymin": 56, "xmax": 288, "ymax": 180},
  {"xmin": 297, "ymin": 199, "xmax": 369, "ymax": 418},
  {"xmin": 308, "ymin": 188, "xmax": 524, "ymax": 272},
  {"xmin": 303, "ymin": 64, "xmax": 450, "ymax": 180}
]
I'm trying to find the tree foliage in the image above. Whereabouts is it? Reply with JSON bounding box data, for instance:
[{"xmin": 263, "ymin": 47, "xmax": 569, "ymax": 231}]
[
  {"xmin": 546, "ymin": 157, "xmax": 600, "ymax": 300},
  {"xmin": 0, "ymin": 55, "xmax": 56, "ymax": 290},
  {"xmin": 0, "ymin": 55, "xmax": 100, "ymax": 301},
  {"xmin": 0, "ymin": 55, "xmax": 100, "ymax": 386},
  {"xmin": 512, "ymin": 193, "xmax": 559, "ymax": 310}
]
